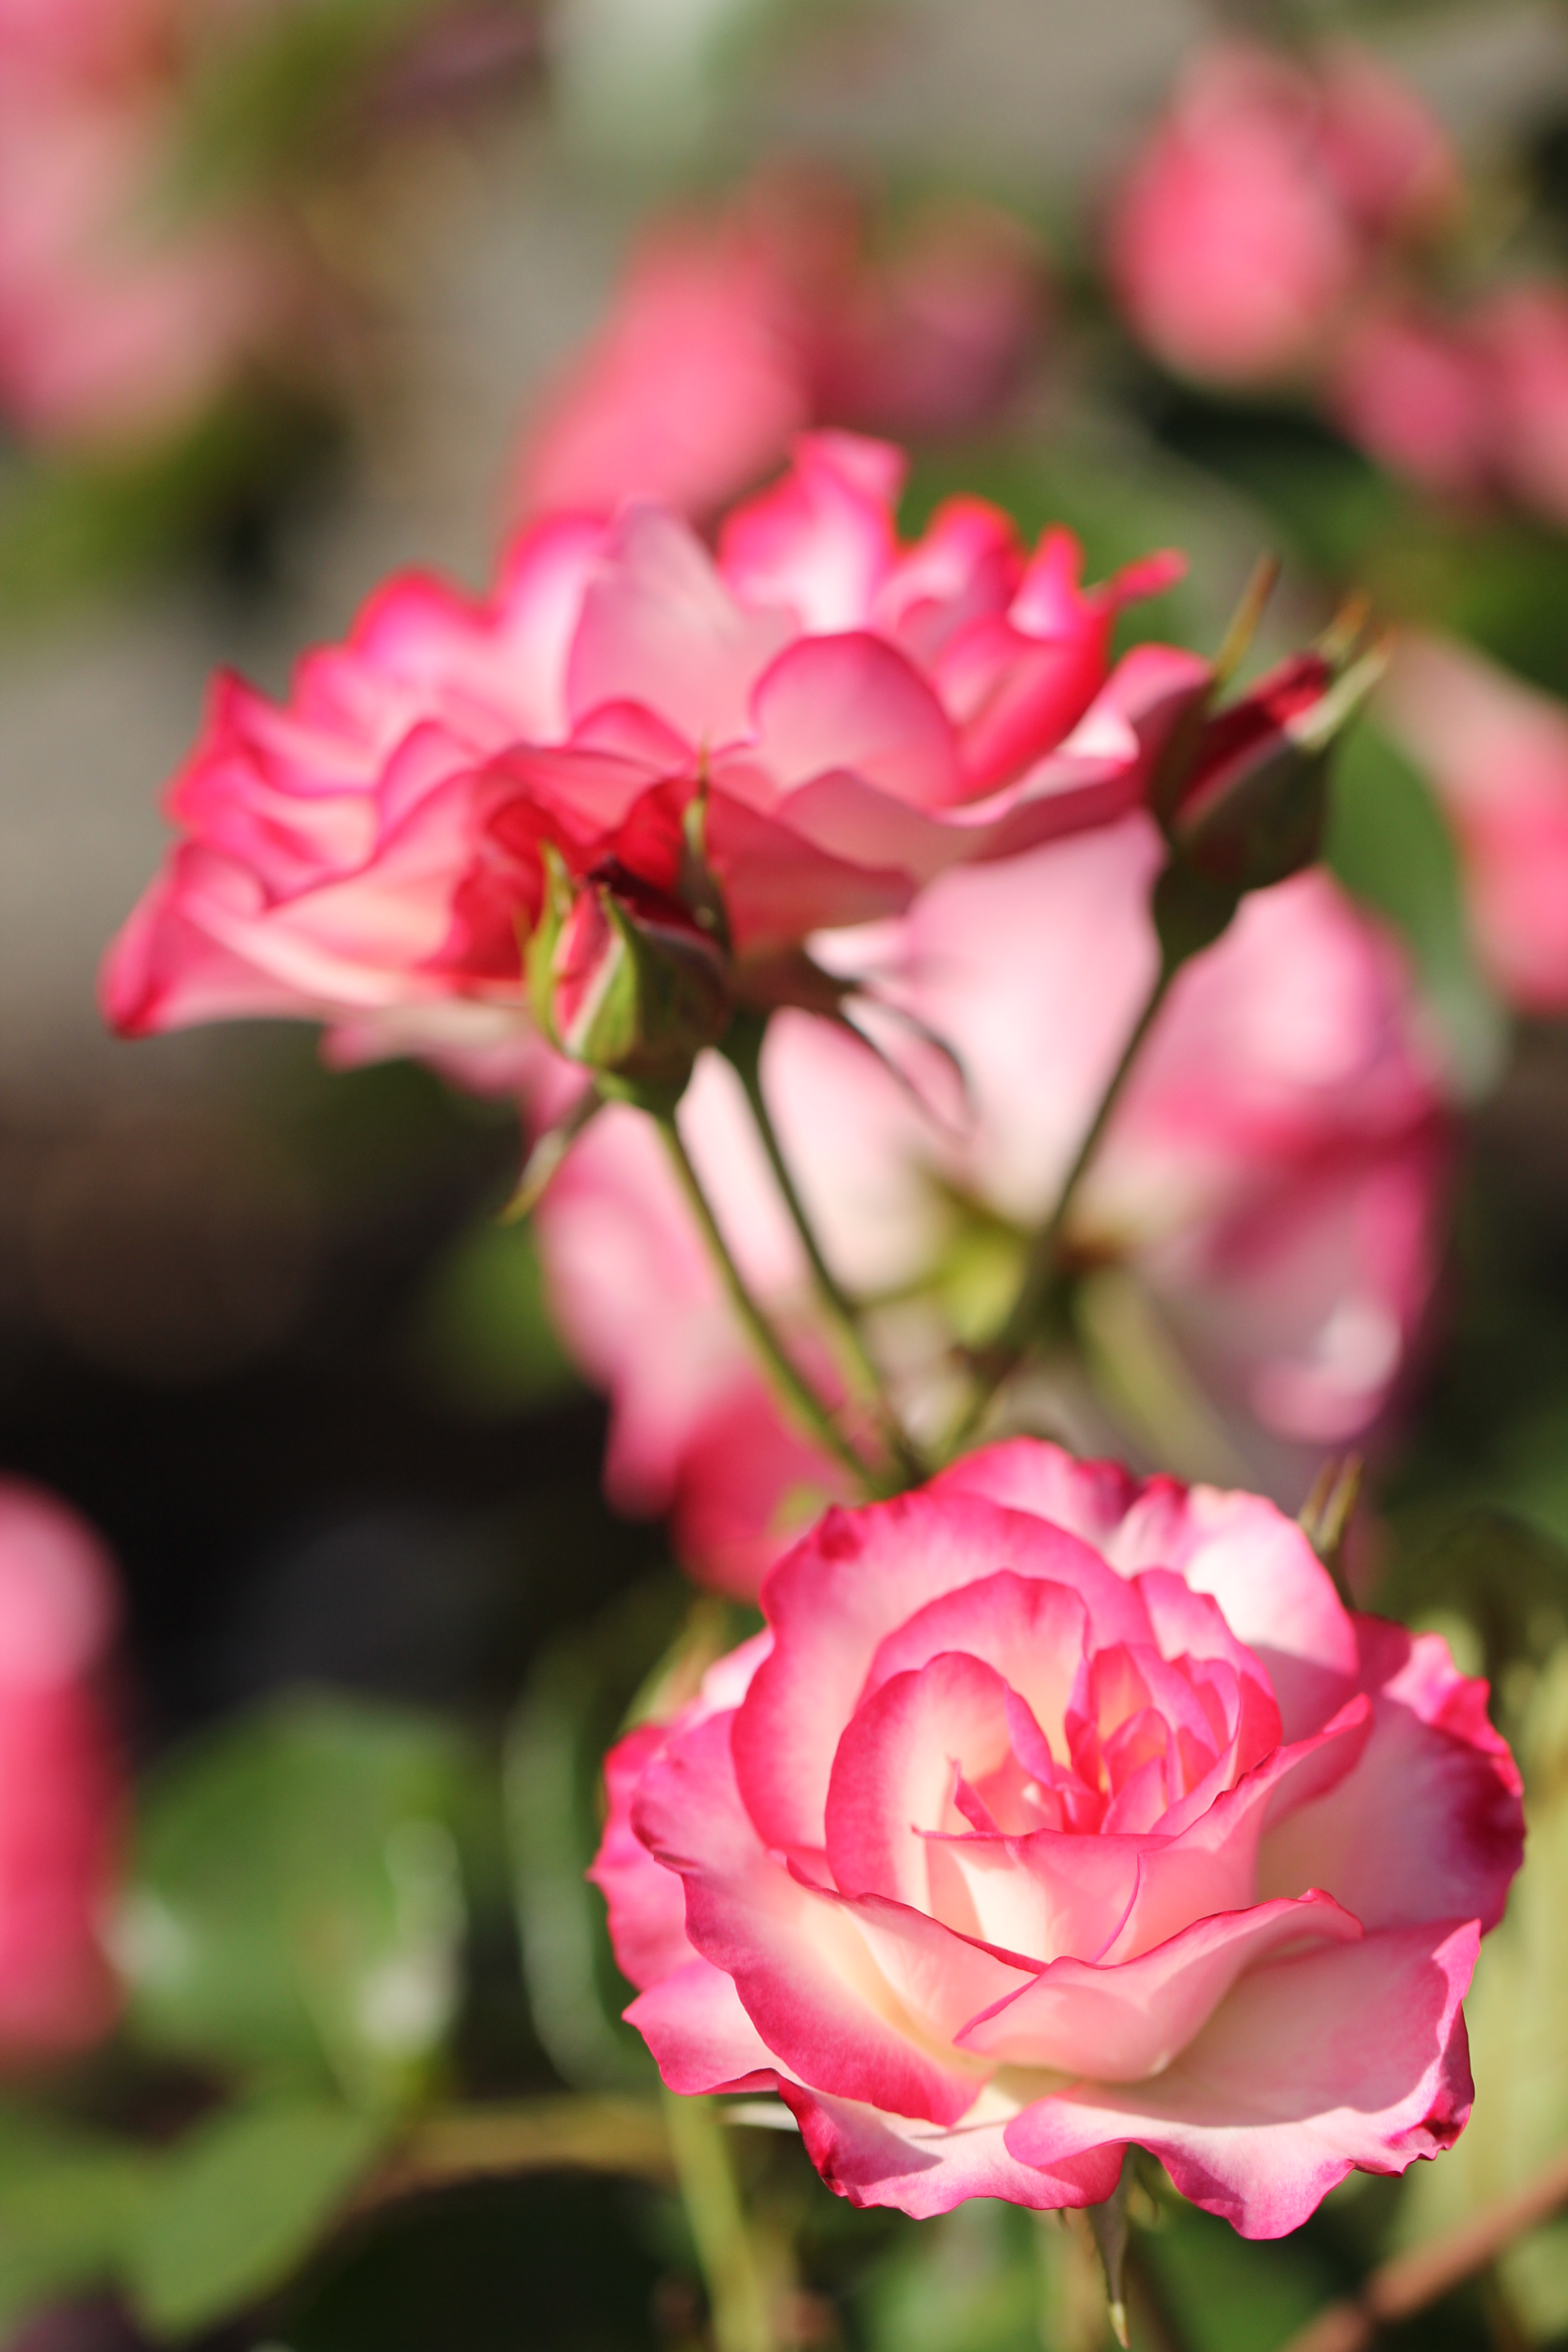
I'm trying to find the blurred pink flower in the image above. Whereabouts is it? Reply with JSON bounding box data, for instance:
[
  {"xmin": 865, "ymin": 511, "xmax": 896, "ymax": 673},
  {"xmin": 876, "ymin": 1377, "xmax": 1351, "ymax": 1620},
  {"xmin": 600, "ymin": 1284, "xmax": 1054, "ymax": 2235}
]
[
  {"xmin": 103, "ymin": 431, "xmax": 1196, "ymax": 1060},
  {"xmin": 536, "ymin": 819, "xmax": 1449, "ymax": 1593},
  {"xmin": 0, "ymin": 0, "xmax": 173, "ymax": 84},
  {"xmin": 1471, "ymin": 284, "xmax": 1568, "ymax": 533},
  {"xmin": 1108, "ymin": 40, "xmax": 1457, "ymax": 389},
  {"xmin": 1382, "ymin": 632, "xmax": 1568, "ymax": 1012},
  {"xmin": 0, "ymin": 1482, "xmax": 122, "ymax": 2061},
  {"xmin": 514, "ymin": 171, "xmax": 1044, "ymax": 522},
  {"xmin": 1327, "ymin": 305, "xmax": 1493, "ymax": 500},
  {"xmin": 0, "ymin": 75, "xmax": 288, "ymax": 450}
]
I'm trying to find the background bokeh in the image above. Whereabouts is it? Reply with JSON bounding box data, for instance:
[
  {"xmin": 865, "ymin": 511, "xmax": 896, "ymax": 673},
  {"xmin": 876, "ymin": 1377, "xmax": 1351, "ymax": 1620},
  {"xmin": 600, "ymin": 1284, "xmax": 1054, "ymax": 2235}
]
[{"xmin": 7, "ymin": 1, "xmax": 1568, "ymax": 2347}]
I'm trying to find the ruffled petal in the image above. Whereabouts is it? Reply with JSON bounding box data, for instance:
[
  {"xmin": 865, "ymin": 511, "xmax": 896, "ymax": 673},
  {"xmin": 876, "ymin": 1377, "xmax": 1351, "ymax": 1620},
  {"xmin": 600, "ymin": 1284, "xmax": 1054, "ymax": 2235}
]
[
  {"xmin": 625, "ymin": 1956, "xmax": 779, "ymax": 2093},
  {"xmin": 1002, "ymin": 1921, "xmax": 1479, "ymax": 2239},
  {"xmin": 1259, "ymin": 1620, "xmax": 1524, "ymax": 1933},
  {"xmin": 735, "ymin": 1494, "xmax": 1147, "ymax": 1855},
  {"xmin": 589, "ymin": 1725, "xmax": 698, "ymax": 1990},
  {"xmin": 719, "ymin": 431, "xmax": 904, "ymax": 632},
  {"xmin": 936, "ymin": 1443, "xmax": 1358, "ymax": 1740},
  {"xmin": 634, "ymin": 1712, "xmax": 985, "ymax": 2126},
  {"xmin": 749, "ymin": 632, "xmax": 962, "ymax": 810},
  {"xmin": 778, "ymin": 2077, "xmax": 1122, "ymax": 2218},
  {"xmin": 566, "ymin": 504, "xmax": 794, "ymax": 748},
  {"xmin": 958, "ymin": 1890, "xmax": 1360, "ymax": 2079}
]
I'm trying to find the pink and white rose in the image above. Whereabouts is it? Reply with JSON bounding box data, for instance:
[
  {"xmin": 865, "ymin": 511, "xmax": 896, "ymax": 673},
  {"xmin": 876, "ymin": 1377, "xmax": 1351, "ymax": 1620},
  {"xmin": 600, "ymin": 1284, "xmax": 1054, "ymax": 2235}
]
[
  {"xmin": 536, "ymin": 817, "xmax": 1450, "ymax": 1593},
  {"xmin": 592, "ymin": 1444, "xmax": 1521, "ymax": 2234},
  {"xmin": 102, "ymin": 431, "xmax": 1197, "ymax": 1059},
  {"xmin": 0, "ymin": 1481, "xmax": 123, "ymax": 2060}
]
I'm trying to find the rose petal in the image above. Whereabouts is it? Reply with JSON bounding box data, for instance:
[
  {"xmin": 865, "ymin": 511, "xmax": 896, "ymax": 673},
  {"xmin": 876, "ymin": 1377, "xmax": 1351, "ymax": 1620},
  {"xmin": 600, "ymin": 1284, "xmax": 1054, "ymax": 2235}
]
[
  {"xmin": 936, "ymin": 1443, "xmax": 1358, "ymax": 1739},
  {"xmin": 749, "ymin": 632, "xmax": 962, "ymax": 810},
  {"xmin": 719, "ymin": 431, "xmax": 904, "ymax": 632},
  {"xmin": 958, "ymin": 1889, "xmax": 1361, "ymax": 2079},
  {"xmin": 1002, "ymin": 1921, "xmax": 1479, "ymax": 2239},
  {"xmin": 635, "ymin": 1712, "xmax": 985, "ymax": 2126},
  {"xmin": 566, "ymin": 503, "xmax": 794, "ymax": 748},
  {"xmin": 736, "ymin": 1493, "xmax": 1149, "ymax": 1856},
  {"xmin": 825, "ymin": 1651, "xmax": 1031, "ymax": 1907},
  {"xmin": 1258, "ymin": 1620, "xmax": 1524, "ymax": 1934},
  {"xmin": 625, "ymin": 1955, "xmax": 779, "ymax": 2093},
  {"xmin": 778, "ymin": 2077, "xmax": 1122, "ymax": 2218}
]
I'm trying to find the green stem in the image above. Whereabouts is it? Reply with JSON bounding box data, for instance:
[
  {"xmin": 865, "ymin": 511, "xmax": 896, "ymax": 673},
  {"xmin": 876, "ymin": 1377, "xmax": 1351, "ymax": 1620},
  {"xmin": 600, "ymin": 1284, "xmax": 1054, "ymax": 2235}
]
[
  {"xmin": 365, "ymin": 2097, "xmax": 676, "ymax": 2210},
  {"xmin": 729, "ymin": 1034, "xmax": 927, "ymax": 1486},
  {"xmin": 657, "ymin": 1115, "xmax": 879, "ymax": 1496},
  {"xmin": 944, "ymin": 954, "xmax": 1179, "ymax": 1457},
  {"xmin": 662, "ymin": 2092, "xmax": 774, "ymax": 2352}
]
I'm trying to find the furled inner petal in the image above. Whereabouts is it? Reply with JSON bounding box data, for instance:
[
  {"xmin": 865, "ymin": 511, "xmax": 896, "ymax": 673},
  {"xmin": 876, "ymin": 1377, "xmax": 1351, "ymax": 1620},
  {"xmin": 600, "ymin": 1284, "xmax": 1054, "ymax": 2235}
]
[{"xmin": 859, "ymin": 1572, "xmax": 1095, "ymax": 1760}]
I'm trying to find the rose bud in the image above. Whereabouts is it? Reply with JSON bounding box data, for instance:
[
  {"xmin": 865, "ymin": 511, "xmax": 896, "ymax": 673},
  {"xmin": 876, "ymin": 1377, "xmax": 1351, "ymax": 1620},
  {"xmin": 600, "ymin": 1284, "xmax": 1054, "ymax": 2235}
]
[
  {"xmin": 1152, "ymin": 637, "xmax": 1386, "ymax": 960},
  {"xmin": 527, "ymin": 850, "xmax": 731, "ymax": 1111}
]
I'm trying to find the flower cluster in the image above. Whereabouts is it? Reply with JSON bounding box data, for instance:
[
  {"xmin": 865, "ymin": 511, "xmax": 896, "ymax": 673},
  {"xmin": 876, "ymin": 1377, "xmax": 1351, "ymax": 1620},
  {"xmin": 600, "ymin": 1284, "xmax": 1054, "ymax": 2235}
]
[
  {"xmin": 1110, "ymin": 36, "xmax": 1568, "ymax": 537},
  {"xmin": 102, "ymin": 420, "xmax": 1519, "ymax": 2251}
]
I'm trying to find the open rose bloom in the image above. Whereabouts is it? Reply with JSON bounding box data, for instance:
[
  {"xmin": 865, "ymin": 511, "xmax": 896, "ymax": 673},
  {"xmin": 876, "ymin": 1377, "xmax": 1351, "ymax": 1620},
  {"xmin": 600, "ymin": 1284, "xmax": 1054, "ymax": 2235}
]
[
  {"xmin": 594, "ymin": 1444, "xmax": 1522, "ymax": 2233},
  {"xmin": 102, "ymin": 431, "xmax": 1198, "ymax": 1060},
  {"xmin": 537, "ymin": 816, "xmax": 1450, "ymax": 1592}
]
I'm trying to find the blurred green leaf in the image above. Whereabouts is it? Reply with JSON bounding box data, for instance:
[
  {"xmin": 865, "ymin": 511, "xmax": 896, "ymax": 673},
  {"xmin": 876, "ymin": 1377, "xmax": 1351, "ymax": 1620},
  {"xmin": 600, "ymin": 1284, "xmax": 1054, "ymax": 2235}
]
[
  {"xmin": 125, "ymin": 2095, "xmax": 386, "ymax": 2340},
  {"xmin": 1137, "ymin": 2203, "xmax": 1335, "ymax": 2352},
  {"xmin": 505, "ymin": 1579, "xmax": 706, "ymax": 2091},
  {"xmin": 1399, "ymin": 1642, "xmax": 1568, "ymax": 2333},
  {"xmin": 859, "ymin": 2202, "xmax": 1038, "ymax": 2352},
  {"xmin": 407, "ymin": 1215, "xmax": 580, "ymax": 1420},
  {"xmin": 172, "ymin": 0, "xmax": 454, "ymax": 203},
  {"xmin": 120, "ymin": 1694, "xmax": 470, "ymax": 2108},
  {"xmin": 1324, "ymin": 721, "xmax": 1507, "ymax": 1098},
  {"xmin": 0, "ymin": 2113, "xmax": 153, "ymax": 2333},
  {"xmin": 0, "ymin": 396, "xmax": 335, "ymax": 622}
]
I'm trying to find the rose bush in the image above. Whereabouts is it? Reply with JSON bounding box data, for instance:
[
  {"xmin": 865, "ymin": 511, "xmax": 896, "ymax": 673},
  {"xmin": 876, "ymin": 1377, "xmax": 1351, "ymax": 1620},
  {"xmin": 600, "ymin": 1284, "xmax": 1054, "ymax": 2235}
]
[
  {"xmin": 0, "ymin": 1481, "xmax": 123, "ymax": 2059},
  {"xmin": 593, "ymin": 1441, "xmax": 1522, "ymax": 2234},
  {"xmin": 102, "ymin": 431, "xmax": 1199, "ymax": 1063},
  {"xmin": 537, "ymin": 816, "xmax": 1449, "ymax": 1592}
]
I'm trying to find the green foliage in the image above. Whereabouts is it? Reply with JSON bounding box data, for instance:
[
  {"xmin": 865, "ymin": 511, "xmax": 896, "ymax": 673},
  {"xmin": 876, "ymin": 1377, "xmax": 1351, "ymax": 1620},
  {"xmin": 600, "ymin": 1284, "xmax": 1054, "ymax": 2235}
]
[
  {"xmin": 0, "ymin": 2113, "xmax": 155, "ymax": 2332},
  {"xmin": 172, "ymin": 0, "xmax": 464, "ymax": 203},
  {"xmin": 119, "ymin": 1693, "xmax": 471, "ymax": 2109},
  {"xmin": 408, "ymin": 1214, "xmax": 581, "ymax": 1420},
  {"xmin": 0, "ymin": 397, "xmax": 335, "ymax": 622},
  {"xmin": 1323, "ymin": 721, "xmax": 1507, "ymax": 1098},
  {"xmin": 124, "ymin": 2096, "xmax": 387, "ymax": 2339},
  {"xmin": 1399, "ymin": 1643, "xmax": 1568, "ymax": 2337}
]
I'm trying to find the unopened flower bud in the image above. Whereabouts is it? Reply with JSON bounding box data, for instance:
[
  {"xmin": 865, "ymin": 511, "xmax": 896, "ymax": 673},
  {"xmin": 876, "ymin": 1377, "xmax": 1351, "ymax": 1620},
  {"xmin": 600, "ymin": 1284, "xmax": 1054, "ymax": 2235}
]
[
  {"xmin": 528, "ymin": 851, "xmax": 731, "ymax": 1112},
  {"xmin": 1158, "ymin": 633, "xmax": 1384, "ymax": 891}
]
